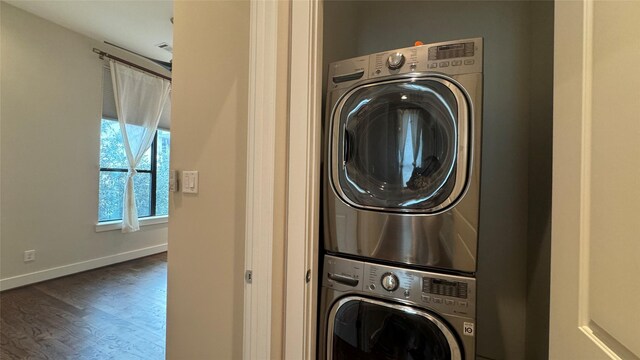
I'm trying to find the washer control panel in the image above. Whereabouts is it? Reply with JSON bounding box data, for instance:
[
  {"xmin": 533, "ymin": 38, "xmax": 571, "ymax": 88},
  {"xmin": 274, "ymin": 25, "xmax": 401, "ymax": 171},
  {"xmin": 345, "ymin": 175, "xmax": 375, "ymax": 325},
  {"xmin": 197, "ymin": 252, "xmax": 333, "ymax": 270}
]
[{"xmin": 324, "ymin": 255, "xmax": 476, "ymax": 317}]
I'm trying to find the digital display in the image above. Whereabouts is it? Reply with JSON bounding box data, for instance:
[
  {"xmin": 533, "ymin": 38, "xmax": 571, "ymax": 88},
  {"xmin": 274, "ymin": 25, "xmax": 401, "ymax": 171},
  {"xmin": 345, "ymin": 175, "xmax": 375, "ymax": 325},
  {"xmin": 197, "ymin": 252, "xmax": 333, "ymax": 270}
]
[
  {"xmin": 428, "ymin": 42, "xmax": 475, "ymax": 60},
  {"xmin": 422, "ymin": 277, "xmax": 468, "ymax": 299},
  {"xmin": 433, "ymin": 279, "xmax": 458, "ymax": 287},
  {"xmin": 437, "ymin": 44, "xmax": 464, "ymax": 51}
]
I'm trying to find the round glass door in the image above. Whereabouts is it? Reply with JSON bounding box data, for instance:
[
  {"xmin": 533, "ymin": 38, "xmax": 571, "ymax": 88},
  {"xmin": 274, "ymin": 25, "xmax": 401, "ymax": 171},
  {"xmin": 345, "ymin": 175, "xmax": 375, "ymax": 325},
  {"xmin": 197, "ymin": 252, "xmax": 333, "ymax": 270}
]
[
  {"xmin": 330, "ymin": 77, "xmax": 470, "ymax": 213},
  {"xmin": 328, "ymin": 297, "xmax": 462, "ymax": 360}
]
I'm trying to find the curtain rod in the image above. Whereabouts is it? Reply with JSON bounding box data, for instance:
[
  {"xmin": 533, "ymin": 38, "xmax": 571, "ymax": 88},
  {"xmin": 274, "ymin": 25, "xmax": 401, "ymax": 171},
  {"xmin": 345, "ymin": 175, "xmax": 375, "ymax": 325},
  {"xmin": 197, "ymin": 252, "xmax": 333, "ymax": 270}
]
[{"xmin": 92, "ymin": 48, "xmax": 172, "ymax": 81}]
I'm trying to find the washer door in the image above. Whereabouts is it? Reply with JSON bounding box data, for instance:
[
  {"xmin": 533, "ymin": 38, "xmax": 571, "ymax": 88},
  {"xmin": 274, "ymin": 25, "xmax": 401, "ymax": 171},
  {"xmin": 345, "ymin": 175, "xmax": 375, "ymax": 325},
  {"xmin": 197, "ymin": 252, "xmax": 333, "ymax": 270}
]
[
  {"xmin": 330, "ymin": 76, "xmax": 471, "ymax": 213},
  {"xmin": 327, "ymin": 296, "xmax": 462, "ymax": 360}
]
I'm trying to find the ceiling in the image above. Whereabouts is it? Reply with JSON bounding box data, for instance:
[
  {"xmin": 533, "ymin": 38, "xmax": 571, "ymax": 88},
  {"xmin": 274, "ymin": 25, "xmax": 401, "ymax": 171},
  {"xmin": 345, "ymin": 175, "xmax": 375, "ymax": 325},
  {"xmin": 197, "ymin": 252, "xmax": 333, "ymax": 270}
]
[{"xmin": 6, "ymin": 0, "xmax": 173, "ymax": 62}]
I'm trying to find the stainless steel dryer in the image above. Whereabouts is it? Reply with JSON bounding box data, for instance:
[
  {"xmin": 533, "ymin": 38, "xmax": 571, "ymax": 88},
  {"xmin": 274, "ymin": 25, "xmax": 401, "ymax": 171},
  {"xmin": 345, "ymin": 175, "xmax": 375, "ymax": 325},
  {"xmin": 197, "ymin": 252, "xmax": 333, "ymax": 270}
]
[
  {"xmin": 319, "ymin": 255, "xmax": 476, "ymax": 360},
  {"xmin": 323, "ymin": 38, "xmax": 483, "ymax": 274}
]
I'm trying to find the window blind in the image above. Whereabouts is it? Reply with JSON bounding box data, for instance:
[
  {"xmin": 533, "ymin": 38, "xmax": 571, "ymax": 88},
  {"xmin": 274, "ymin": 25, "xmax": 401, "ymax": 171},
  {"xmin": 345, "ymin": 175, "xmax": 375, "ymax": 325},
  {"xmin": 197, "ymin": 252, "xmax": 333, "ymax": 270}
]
[{"xmin": 102, "ymin": 67, "xmax": 171, "ymax": 129}]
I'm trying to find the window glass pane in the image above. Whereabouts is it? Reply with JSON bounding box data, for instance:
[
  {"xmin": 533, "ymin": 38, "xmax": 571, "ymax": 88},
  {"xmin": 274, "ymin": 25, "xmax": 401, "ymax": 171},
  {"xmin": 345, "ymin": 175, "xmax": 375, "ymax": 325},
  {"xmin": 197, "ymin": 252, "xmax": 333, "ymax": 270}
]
[
  {"xmin": 98, "ymin": 171, "xmax": 152, "ymax": 222},
  {"xmin": 99, "ymin": 119, "xmax": 127, "ymax": 169},
  {"xmin": 134, "ymin": 172, "xmax": 152, "ymax": 218},
  {"xmin": 155, "ymin": 129, "xmax": 171, "ymax": 216},
  {"xmin": 99, "ymin": 119, "xmax": 151, "ymax": 170},
  {"xmin": 98, "ymin": 171, "xmax": 125, "ymax": 221}
]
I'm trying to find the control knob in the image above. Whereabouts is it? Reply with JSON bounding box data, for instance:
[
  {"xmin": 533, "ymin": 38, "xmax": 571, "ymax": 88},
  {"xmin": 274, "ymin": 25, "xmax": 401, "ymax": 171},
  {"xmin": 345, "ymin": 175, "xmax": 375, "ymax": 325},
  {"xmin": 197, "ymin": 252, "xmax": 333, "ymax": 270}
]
[
  {"xmin": 381, "ymin": 272, "xmax": 399, "ymax": 292},
  {"xmin": 387, "ymin": 52, "xmax": 405, "ymax": 70}
]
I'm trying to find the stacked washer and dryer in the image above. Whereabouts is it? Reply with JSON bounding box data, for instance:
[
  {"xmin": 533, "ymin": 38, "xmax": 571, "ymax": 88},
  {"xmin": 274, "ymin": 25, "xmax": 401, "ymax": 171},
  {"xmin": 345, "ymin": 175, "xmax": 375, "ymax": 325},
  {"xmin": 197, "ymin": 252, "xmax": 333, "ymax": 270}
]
[{"xmin": 320, "ymin": 38, "xmax": 483, "ymax": 360}]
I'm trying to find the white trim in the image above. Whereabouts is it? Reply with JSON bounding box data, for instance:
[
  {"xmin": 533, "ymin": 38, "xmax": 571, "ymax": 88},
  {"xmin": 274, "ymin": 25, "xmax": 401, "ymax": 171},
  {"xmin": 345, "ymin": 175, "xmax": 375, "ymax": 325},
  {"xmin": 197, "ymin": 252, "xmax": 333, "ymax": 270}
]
[
  {"xmin": 95, "ymin": 215, "xmax": 168, "ymax": 232},
  {"xmin": 243, "ymin": 0, "xmax": 278, "ymax": 359},
  {"xmin": 284, "ymin": 0, "xmax": 322, "ymax": 359},
  {"xmin": 576, "ymin": 0, "xmax": 593, "ymax": 329},
  {"xmin": 0, "ymin": 243, "xmax": 167, "ymax": 291}
]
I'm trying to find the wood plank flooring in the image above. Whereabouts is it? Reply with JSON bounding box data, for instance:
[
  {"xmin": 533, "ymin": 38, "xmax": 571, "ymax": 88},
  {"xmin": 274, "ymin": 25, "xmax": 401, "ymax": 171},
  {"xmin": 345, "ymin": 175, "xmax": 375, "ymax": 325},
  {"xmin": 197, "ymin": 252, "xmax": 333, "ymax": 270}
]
[{"xmin": 0, "ymin": 253, "xmax": 167, "ymax": 360}]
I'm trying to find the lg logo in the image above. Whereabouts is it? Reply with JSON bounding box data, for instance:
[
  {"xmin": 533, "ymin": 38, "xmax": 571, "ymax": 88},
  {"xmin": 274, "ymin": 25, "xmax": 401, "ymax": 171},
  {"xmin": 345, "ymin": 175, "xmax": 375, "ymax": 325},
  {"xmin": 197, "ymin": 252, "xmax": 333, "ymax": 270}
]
[{"xmin": 463, "ymin": 322, "xmax": 475, "ymax": 337}]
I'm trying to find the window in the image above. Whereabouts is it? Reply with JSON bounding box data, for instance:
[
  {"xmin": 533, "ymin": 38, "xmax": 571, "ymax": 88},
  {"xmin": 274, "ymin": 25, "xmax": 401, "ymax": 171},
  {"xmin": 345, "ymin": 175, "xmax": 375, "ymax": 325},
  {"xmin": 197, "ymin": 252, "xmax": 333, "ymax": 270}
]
[{"xmin": 98, "ymin": 118, "xmax": 170, "ymax": 222}]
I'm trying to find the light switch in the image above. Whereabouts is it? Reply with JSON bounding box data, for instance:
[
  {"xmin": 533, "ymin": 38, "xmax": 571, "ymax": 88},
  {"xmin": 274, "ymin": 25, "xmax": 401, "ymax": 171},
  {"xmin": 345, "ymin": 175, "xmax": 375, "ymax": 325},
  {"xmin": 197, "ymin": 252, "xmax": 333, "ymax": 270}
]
[{"xmin": 182, "ymin": 171, "xmax": 199, "ymax": 194}]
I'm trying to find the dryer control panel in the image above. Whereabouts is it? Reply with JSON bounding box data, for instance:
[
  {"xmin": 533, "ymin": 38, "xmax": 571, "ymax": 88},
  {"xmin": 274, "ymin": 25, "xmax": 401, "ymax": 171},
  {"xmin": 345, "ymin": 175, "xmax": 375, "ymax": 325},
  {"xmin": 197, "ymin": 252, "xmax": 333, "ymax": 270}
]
[
  {"xmin": 369, "ymin": 38, "xmax": 482, "ymax": 79},
  {"xmin": 327, "ymin": 37, "xmax": 483, "ymax": 92},
  {"xmin": 323, "ymin": 255, "xmax": 476, "ymax": 318}
]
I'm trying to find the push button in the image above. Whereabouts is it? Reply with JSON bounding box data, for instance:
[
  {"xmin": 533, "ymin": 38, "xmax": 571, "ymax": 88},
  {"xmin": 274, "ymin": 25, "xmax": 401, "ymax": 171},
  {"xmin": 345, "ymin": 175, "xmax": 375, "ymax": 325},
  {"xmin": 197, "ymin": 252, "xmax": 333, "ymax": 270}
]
[
  {"xmin": 428, "ymin": 63, "xmax": 437, "ymax": 69},
  {"xmin": 445, "ymin": 299, "xmax": 454, "ymax": 306},
  {"xmin": 439, "ymin": 61, "xmax": 449, "ymax": 68},
  {"xmin": 452, "ymin": 60, "xmax": 462, "ymax": 66},
  {"xmin": 422, "ymin": 295, "xmax": 431, "ymax": 303},
  {"xmin": 433, "ymin": 297, "xmax": 443, "ymax": 304},
  {"xmin": 464, "ymin": 59, "xmax": 475, "ymax": 65},
  {"xmin": 458, "ymin": 301, "xmax": 468, "ymax": 307}
]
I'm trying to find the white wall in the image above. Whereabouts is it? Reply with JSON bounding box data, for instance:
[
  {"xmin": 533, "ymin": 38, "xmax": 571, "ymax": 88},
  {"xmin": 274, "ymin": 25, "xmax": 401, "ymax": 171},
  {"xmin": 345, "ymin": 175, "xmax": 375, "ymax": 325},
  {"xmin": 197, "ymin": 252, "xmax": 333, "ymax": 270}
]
[
  {"xmin": 323, "ymin": 2, "xmax": 553, "ymax": 359},
  {"xmin": 166, "ymin": 1, "xmax": 249, "ymax": 359},
  {"xmin": 0, "ymin": 2, "xmax": 168, "ymax": 290}
]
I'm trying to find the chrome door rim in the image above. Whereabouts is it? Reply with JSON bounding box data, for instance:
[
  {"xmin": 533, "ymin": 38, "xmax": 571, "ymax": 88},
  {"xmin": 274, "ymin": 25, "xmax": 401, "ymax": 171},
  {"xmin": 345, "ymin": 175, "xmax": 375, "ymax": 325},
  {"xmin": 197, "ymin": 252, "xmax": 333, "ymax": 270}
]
[
  {"xmin": 326, "ymin": 295, "xmax": 463, "ymax": 360},
  {"xmin": 329, "ymin": 73, "xmax": 473, "ymax": 215}
]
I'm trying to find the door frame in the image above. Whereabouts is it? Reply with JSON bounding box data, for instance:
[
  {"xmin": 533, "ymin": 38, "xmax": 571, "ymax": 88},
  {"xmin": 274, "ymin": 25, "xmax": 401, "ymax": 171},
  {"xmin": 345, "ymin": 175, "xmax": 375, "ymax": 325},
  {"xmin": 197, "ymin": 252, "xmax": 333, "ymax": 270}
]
[
  {"xmin": 283, "ymin": 0, "xmax": 323, "ymax": 358},
  {"xmin": 244, "ymin": 0, "xmax": 322, "ymax": 359},
  {"xmin": 243, "ymin": 0, "xmax": 279, "ymax": 359}
]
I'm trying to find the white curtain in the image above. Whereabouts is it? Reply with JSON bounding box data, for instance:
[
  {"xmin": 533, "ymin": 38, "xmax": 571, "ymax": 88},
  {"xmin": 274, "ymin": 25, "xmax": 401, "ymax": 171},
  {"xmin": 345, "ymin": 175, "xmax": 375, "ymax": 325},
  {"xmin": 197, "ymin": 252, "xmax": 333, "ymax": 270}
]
[{"xmin": 110, "ymin": 60, "xmax": 171, "ymax": 233}]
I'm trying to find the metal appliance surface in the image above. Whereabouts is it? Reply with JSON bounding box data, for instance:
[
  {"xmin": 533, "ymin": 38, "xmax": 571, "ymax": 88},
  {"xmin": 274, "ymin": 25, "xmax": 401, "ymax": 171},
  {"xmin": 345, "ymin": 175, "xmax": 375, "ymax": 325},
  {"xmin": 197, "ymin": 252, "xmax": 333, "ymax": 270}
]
[
  {"xmin": 319, "ymin": 255, "xmax": 476, "ymax": 360},
  {"xmin": 323, "ymin": 38, "xmax": 483, "ymax": 273}
]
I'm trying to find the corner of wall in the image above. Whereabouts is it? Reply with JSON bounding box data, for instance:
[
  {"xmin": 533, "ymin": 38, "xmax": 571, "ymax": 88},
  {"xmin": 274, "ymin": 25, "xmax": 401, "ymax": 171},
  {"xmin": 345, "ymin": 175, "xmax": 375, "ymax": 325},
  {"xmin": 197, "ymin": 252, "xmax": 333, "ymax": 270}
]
[{"xmin": 524, "ymin": 1, "xmax": 554, "ymax": 359}]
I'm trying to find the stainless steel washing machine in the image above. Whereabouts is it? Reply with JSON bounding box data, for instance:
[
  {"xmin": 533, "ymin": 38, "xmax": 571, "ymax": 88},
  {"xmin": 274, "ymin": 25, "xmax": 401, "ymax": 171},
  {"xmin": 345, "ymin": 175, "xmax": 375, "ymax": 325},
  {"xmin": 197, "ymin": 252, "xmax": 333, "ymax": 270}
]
[
  {"xmin": 323, "ymin": 38, "xmax": 483, "ymax": 274},
  {"xmin": 319, "ymin": 255, "xmax": 476, "ymax": 359}
]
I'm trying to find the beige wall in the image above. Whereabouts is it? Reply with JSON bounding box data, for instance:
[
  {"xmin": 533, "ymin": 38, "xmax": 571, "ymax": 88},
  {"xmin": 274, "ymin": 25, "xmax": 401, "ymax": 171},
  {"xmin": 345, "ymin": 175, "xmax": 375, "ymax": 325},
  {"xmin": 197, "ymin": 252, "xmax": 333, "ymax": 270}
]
[
  {"xmin": 166, "ymin": 1, "xmax": 249, "ymax": 359},
  {"xmin": 0, "ymin": 2, "xmax": 168, "ymax": 289},
  {"xmin": 323, "ymin": 2, "xmax": 554, "ymax": 359}
]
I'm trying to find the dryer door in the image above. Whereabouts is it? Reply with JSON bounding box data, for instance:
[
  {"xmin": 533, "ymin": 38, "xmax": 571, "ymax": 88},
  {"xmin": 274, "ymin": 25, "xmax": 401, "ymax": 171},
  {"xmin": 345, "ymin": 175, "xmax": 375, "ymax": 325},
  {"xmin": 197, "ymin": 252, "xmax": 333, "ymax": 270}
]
[
  {"xmin": 330, "ymin": 76, "xmax": 471, "ymax": 213},
  {"xmin": 327, "ymin": 296, "xmax": 462, "ymax": 360}
]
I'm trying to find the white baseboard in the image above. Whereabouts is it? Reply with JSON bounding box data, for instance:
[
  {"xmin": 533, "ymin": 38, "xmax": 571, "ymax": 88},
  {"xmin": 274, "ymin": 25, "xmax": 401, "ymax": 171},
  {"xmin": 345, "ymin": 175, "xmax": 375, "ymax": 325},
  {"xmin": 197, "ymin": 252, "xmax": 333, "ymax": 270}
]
[{"xmin": 0, "ymin": 243, "xmax": 168, "ymax": 291}]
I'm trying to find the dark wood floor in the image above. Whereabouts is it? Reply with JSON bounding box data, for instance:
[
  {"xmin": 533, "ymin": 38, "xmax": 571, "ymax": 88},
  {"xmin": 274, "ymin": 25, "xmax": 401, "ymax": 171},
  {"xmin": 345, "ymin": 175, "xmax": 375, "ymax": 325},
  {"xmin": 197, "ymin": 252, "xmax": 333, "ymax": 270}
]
[{"xmin": 0, "ymin": 253, "xmax": 167, "ymax": 360}]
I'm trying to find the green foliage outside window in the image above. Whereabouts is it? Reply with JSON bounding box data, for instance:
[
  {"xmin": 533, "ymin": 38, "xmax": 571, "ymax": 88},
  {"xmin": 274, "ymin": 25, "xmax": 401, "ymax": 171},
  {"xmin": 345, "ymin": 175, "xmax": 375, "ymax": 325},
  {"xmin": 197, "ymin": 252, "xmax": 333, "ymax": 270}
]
[{"xmin": 98, "ymin": 119, "xmax": 170, "ymax": 222}]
